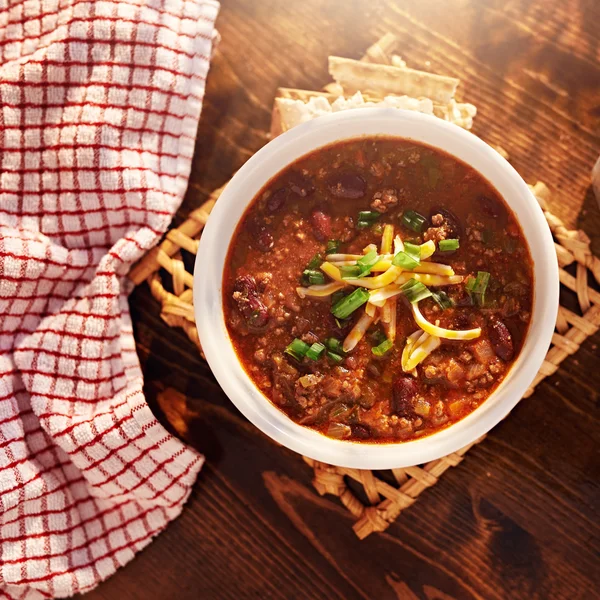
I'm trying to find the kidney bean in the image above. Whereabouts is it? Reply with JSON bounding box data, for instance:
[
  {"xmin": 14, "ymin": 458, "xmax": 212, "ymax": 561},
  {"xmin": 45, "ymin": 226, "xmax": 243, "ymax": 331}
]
[
  {"xmin": 293, "ymin": 317, "xmax": 311, "ymax": 335},
  {"xmin": 255, "ymin": 227, "xmax": 274, "ymax": 252},
  {"xmin": 454, "ymin": 311, "xmax": 473, "ymax": 328},
  {"xmin": 501, "ymin": 297, "xmax": 520, "ymax": 318},
  {"xmin": 287, "ymin": 171, "xmax": 315, "ymax": 197},
  {"xmin": 233, "ymin": 274, "xmax": 258, "ymax": 297},
  {"xmin": 488, "ymin": 317, "xmax": 514, "ymax": 361},
  {"xmin": 351, "ymin": 424, "xmax": 371, "ymax": 440},
  {"xmin": 327, "ymin": 172, "xmax": 366, "ymax": 199},
  {"xmin": 267, "ymin": 187, "xmax": 288, "ymax": 212},
  {"xmin": 453, "ymin": 290, "xmax": 474, "ymax": 309},
  {"xmin": 311, "ymin": 209, "xmax": 331, "ymax": 241},
  {"xmin": 392, "ymin": 376, "xmax": 419, "ymax": 416},
  {"xmin": 232, "ymin": 275, "xmax": 269, "ymax": 329},
  {"xmin": 331, "ymin": 315, "xmax": 352, "ymax": 338},
  {"xmin": 479, "ymin": 195, "xmax": 506, "ymax": 219},
  {"xmin": 245, "ymin": 297, "xmax": 269, "ymax": 329}
]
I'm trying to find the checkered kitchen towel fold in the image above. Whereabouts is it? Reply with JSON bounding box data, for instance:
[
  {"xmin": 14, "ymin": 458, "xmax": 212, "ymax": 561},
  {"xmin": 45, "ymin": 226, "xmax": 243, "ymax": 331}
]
[{"xmin": 0, "ymin": 0, "xmax": 219, "ymax": 597}]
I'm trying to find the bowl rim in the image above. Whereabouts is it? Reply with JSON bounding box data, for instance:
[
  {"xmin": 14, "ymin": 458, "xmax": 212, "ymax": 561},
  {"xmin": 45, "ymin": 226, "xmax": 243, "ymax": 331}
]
[{"xmin": 194, "ymin": 107, "xmax": 559, "ymax": 469}]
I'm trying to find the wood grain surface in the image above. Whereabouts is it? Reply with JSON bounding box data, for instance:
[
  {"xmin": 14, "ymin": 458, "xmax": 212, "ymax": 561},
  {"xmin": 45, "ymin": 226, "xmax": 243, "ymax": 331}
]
[{"xmin": 83, "ymin": 0, "xmax": 600, "ymax": 598}]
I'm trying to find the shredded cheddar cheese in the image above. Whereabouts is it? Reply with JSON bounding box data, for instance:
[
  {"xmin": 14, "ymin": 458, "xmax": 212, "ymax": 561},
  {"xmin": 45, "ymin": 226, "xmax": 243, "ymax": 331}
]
[
  {"xmin": 412, "ymin": 303, "xmax": 481, "ymax": 340},
  {"xmin": 320, "ymin": 261, "xmax": 343, "ymax": 282},
  {"xmin": 343, "ymin": 265, "xmax": 403, "ymax": 289},
  {"xmin": 395, "ymin": 273, "xmax": 463, "ymax": 287},
  {"xmin": 368, "ymin": 284, "xmax": 403, "ymax": 307},
  {"xmin": 343, "ymin": 310, "xmax": 375, "ymax": 352},
  {"xmin": 383, "ymin": 298, "xmax": 397, "ymax": 341},
  {"xmin": 393, "ymin": 234, "xmax": 404, "ymax": 254},
  {"xmin": 413, "ymin": 262, "xmax": 455, "ymax": 277},
  {"xmin": 296, "ymin": 282, "xmax": 346, "ymax": 299},
  {"xmin": 380, "ymin": 224, "xmax": 394, "ymax": 254},
  {"xmin": 419, "ymin": 240, "xmax": 436, "ymax": 260},
  {"xmin": 401, "ymin": 331, "xmax": 442, "ymax": 371}
]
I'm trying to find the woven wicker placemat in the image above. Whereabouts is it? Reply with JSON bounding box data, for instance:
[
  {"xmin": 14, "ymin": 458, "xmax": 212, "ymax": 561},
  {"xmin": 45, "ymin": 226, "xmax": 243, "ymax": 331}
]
[{"xmin": 129, "ymin": 35, "xmax": 600, "ymax": 539}]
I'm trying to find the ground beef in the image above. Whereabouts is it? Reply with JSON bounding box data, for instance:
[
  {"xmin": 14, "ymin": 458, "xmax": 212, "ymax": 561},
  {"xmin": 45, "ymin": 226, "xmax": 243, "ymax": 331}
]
[
  {"xmin": 300, "ymin": 331, "xmax": 319, "ymax": 345},
  {"xmin": 424, "ymin": 213, "xmax": 453, "ymax": 243},
  {"xmin": 255, "ymin": 272, "xmax": 272, "ymax": 291},
  {"xmin": 459, "ymin": 350, "xmax": 473, "ymax": 363},
  {"xmin": 322, "ymin": 377, "xmax": 343, "ymax": 398},
  {"xmin": 254, "ymin": 348, "xmax": 268, "ymax": 364},
  {"xmin": 271, "ymin": 353, "xmax": 299, "ymax": 408},
  {"xmin": 291, "ymin": 317, "xmax": 311, "ymax": 336},
  {"xmin": 370, "ymin": 188, "xmax": 399, "ymax": 213},
  {"xmin": 294, "ymin": 374, "xmax": 325, "ymax": 408},
  {"xmin": 369, "ymin": 161, "xmax": 385, "ymax": 177},
  {"xmin": 332, "ymin": 215, "xmax": 357, "ymax": 242},
  {"xmin": 475, "ymin": 372, "xmax": 494, "ymax": 388},
  {"xmin": 466, "ymin": 214, "xmax": 485, "ymax": 243},
  {"xmin": 292, "ymin": 368, "xmax": 365, "ymax": 424}
]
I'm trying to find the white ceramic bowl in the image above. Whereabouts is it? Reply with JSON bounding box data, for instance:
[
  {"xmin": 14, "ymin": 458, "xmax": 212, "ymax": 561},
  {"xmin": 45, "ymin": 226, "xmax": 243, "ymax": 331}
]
[{"xmin": 194, "ymin": 108, "xmax": 559, "ymax": 469}]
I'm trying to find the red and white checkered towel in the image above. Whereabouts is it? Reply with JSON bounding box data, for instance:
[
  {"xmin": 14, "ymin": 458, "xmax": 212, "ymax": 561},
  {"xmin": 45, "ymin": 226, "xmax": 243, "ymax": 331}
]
[{"xmin": 0, "ymin": 0, "xmax": 219, "ymax": 597}]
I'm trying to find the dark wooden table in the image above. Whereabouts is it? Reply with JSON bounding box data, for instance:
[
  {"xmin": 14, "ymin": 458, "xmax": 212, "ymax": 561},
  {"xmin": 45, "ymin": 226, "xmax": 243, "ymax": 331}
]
[{"xmin": 86, "ymin": 1, "xmax": 600, "ymax": 598}]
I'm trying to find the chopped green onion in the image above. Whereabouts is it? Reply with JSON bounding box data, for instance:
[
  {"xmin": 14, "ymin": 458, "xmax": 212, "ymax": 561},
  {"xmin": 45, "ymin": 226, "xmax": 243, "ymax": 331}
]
[
  {"xmin": 393, "ymin": 253, "xmax": 419, "ymax": 270},
  {"xmin": 352, "ymin": 250, "xmax": 380, "ymax": 277},
  {"xmin": 369, "ymin": 329, "xmax": 387, "ymax": 345},
  {"xmin": 301, "ymin": 256, "xmax": 324, "ymax": 284},
  {"xmin": 401, "ymin": 278, "xmax": 432, "ymax": 304},
  {"xmin": 431, "ymin": 290, "xmax": 454, "ymax": 310},
  {"xmin": 465, "ymin": 271, "xmax": 490, "ymax": 307},
  {"xmin": 358, "ymin": 250, "xmax": 378, "ymax": 268},
  {"xmin": 372, "ymin": 223, "xmax": 384, "ymax": 235},
  {"xmin": 439, "ymin": 239, "xmax": 459, "ymax": 252},
  {"xmin": 331, "ymin": 287, "xmax": 370, "ymax": 319},
  {"xmin": 326, "ymin": 351, "xmax": 344, "ymax": 364},
  {"xmin": 466, "ymin": 271, "xmax": 490, "ymax": 294},
  {"xmin": 356, "ymin": 211, "xmax": 381, "ymax": 230},
  {"xmin": 372, "ymin": 338, "xmax": 393, "ymax": 356},
  {"xmin": 331, "ymin": 290, "xmax": 347, "ymax": 306},
  {"xmin": 401, "ymin": 210, "xmax": 427, "ymax": 233},
  {"xmin": 306, "ymin": 342, "xmax": 326, "ymax": 361},
  {"xmin": 392, "ymin": 252, "xmax": 419, "ymax": 271},
  {"xmin": 405, "ymin": 241, "xmax": 421, "ymax": 256},
  {"xmin": 325, "ymin": 337, "xmax": 345, "ymax": 355},
  {"xmin": 358, "ymin": 210, "xmax": 381, "ymax": 222},
  {"xmin": 285, "ymin": 338, "xmax": 310, "ymax": 361},
  {"xmin": 306, "ymin": 253, "xmax": 322, "ymax": 269},
  {"xmin": 325, "ymin": 239, "xmax": 340, "ymax": 255},
  {"xmin": 392, "ymin": 241, "xmax": 421, "ymax": 270},
  {"xmin": 340, "ymin": 250, "xmax": 379, "ymax": 279},
  {"xmin": 340, "ymin": 265, "xmax": 362, "ymax": 279},
  {"xmin": 302, "ymin": 269, "xmax": 325, "ymax": 285}
]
